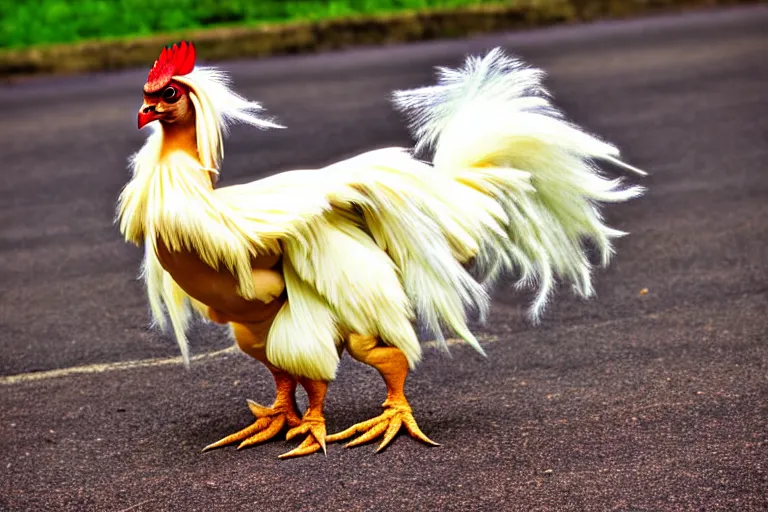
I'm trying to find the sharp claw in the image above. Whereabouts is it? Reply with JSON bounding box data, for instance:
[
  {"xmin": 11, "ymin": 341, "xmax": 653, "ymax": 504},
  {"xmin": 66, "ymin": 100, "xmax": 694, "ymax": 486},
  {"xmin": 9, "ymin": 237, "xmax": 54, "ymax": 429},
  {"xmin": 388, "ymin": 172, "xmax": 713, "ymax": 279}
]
[
  {"xmin": 325, "ymin": 428, "xmax": 355, "ymax": 444},
  {"xmin": 278, "ymin": 435, "xmax": 322, "ymax": 459},
  {"xmin": 327, "ymin": 408, "xmax": 397, "ymax": 443},
  {"xmin": 247, "ymin": 399, "xmax": 277, "ymax": 418},
  {"xmin": 202, "ymin": 416, "xmax": 271, "ymax": 452},
  {"xmin": 344, "ymin": 420, "xmax": 389, "ymax": 449},
  {"xmin": 403, "ymin": 414, "xmax": 440, "ymax": 446},
  {"xmin": 237, "ymin": 415, "xmax": 285, "ymax": 449},
  {"xmin": 285, "ymin": 422, "xmax": 309, "ymax": 442},
  {"xmin": 276, "ymin": 413, "xmax": 326, "ymax": 459},
  {"xmin": 278, "ymin": 443, "xmax": 321, "ymax": 459},
  {"xmin": 328, "ymin": 406, "xmax": 438, "ymax": 452},
  {"xmin": 310, "ymin": 423, "xmax": 327, "ymax": 455},
  {"xmin": 376, "ymin": 415, "xmax": 402, "ymax": 453}
]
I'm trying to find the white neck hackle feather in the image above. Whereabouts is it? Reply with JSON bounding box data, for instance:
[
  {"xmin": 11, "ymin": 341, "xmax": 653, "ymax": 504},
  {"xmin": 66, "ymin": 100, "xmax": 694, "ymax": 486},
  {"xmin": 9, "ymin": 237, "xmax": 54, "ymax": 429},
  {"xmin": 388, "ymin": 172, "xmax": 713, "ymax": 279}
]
[
  {"xmin": 117, "ymin": 67, "xmax": 284, "ymax": 367},
  {"xmin": 117, "ymin": 49, "xmax": 644, "ymax": 380}
]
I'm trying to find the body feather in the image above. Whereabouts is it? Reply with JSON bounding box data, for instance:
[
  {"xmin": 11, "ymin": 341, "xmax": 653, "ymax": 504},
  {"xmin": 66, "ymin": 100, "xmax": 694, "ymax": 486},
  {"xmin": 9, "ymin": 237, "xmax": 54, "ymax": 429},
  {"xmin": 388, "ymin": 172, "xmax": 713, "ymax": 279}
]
[{"xmin": 118, "ymin": 48, "xmax": 643, "ymax": 379}]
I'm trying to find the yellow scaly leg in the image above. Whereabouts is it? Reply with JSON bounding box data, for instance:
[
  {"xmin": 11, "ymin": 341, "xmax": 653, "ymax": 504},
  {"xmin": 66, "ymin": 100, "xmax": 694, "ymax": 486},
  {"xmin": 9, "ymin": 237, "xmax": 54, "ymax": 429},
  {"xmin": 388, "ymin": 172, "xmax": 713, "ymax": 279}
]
[
  {"xmin": 326, "ymin": 334, "xmax": 439, "ymax": 452},
  {"xmin": 279, "ymin": 378, "xmax": 328, "ymax": 459},
  {"xmin": 202, "ymin": 368, "xmax": 302, "ymax": 452}
]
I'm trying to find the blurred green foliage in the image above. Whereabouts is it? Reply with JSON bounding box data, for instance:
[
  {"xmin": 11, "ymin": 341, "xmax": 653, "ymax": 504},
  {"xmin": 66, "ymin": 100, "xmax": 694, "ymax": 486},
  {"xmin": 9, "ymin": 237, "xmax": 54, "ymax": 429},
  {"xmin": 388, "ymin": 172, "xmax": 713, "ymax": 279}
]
[{"xmin": 0, "ymin": 0, "xmax": 507, "ymax": 48}]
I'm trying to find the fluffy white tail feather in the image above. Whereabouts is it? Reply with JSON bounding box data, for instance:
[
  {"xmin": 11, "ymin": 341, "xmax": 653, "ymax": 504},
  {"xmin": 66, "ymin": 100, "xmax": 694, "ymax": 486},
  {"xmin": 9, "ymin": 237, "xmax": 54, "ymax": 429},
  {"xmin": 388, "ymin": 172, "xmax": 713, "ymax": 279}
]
[{"xmin": 393, "ymin": 47, "xmax": 644, "ymax": 320}]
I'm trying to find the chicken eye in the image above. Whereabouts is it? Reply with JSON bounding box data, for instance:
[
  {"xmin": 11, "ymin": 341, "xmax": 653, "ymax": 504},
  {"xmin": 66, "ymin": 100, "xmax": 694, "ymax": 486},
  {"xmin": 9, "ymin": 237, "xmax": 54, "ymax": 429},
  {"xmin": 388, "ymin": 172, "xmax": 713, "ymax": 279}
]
[{"xmin": 162, "ymin": 86, "xmax": 178, "ymax": 102}]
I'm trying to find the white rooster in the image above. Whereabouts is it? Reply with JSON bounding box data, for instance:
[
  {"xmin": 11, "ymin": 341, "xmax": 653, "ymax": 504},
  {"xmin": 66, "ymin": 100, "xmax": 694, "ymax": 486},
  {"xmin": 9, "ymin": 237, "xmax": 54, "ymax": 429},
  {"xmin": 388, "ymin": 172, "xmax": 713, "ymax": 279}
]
[{"xmin": 117, "ymin": 41, "xmax": 644, "ymax": 458}]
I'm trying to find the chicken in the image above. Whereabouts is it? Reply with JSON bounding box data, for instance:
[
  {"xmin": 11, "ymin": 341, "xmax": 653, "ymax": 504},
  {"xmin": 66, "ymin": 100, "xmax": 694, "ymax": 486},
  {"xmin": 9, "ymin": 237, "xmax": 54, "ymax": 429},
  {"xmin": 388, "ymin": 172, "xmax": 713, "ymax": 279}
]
[{"xmin": 117, "ymin": 41, "xmax": 644, "ymax": 458}]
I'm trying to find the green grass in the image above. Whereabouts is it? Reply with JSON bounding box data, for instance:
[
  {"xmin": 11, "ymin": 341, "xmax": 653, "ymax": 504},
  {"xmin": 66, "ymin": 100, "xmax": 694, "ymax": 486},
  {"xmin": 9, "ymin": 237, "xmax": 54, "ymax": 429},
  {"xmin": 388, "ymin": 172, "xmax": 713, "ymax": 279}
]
[{"xmin": 0, "ymin": 0, "xmax": 510, "ymax": 49}]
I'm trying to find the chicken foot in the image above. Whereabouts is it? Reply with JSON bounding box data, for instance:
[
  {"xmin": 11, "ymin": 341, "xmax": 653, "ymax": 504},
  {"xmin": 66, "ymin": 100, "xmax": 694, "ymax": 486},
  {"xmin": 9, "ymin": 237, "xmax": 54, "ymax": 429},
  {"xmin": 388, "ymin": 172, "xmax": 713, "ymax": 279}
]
[
  {"xmin": 202, "ymin": 369, "xmax": 302, "ymax": 452},
  {"xmin": 202, "ymin": 320, "xmax": 329, "ymax": 458},
  {"xmin": 202, "ymin": 319, "xmax": 304, "ymax": 453},
  {"xmin": 327, "ymin": 334, "xmax": 439, "ymax": 452},
  {"xmin": 279, "ymin": 378, "xmax": 328, "ymax": 459}
]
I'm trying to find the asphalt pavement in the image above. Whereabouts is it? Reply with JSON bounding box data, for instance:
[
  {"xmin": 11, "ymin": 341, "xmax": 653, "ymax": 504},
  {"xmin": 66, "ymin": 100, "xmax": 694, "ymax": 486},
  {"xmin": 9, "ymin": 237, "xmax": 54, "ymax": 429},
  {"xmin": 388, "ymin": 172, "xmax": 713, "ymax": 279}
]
[{"xmin": 1, "ymin": 5, "xmax": 767, "ymax": 511}]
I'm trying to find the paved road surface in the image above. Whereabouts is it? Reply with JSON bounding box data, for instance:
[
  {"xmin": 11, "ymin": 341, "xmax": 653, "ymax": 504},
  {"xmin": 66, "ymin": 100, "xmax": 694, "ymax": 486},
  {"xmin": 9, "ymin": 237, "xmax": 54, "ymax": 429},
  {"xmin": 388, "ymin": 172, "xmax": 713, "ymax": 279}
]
[{"xmin": 1, "ymin": 5, "xmax": 767, "ymax": 511}]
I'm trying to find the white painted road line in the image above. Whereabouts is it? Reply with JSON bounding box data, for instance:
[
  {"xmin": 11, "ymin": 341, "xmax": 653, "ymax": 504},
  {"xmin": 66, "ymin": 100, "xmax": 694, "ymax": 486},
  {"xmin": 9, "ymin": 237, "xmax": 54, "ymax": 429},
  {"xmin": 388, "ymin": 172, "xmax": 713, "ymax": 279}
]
[{"xmin": 0, "ymin": 335, "xmax": 498, "ymax": 385}]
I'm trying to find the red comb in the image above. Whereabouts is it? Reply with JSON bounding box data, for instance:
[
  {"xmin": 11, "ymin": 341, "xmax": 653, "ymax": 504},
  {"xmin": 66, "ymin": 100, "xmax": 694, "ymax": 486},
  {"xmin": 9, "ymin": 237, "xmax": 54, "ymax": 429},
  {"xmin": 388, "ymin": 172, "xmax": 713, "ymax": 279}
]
[{"xmin": 144, "ymin": 41, "xmax": 196, "ymax": 93}]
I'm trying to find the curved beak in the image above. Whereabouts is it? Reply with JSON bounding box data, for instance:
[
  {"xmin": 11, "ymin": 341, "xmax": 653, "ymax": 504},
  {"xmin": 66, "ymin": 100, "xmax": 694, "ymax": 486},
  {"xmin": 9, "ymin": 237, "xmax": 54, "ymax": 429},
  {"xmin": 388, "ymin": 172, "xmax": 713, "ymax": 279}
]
[{"xmin": 138, "ymin": 103, "xmax": 160, "ymax": 129}]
